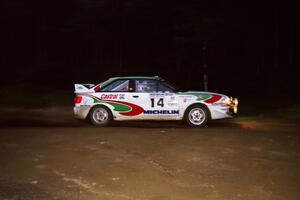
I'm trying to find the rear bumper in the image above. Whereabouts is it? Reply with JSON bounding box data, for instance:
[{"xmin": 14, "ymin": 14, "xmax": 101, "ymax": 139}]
[{"xmin": 73, "ymin": 105, "xmax": 91, "ymax": 119}]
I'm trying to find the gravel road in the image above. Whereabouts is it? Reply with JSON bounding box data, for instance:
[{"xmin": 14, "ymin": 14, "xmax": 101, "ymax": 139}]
[{"xmin": 0, "ymin": 109, "xmax": 299, "ymax": 200}]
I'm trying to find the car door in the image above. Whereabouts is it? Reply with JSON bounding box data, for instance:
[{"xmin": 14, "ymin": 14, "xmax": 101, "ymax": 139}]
[
  {"xmin": 155, "ymin": 80, "xmax": 180, "ymax": 119},
  {"xmin": 126, "ymin": 79, "xmax": 180, "ymax": 120}
]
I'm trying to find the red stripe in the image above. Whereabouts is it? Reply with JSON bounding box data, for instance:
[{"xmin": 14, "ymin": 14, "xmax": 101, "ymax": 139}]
[
  {"xmin": 93, "ymin": 85, "xmax": 101, "ymax": 92},
  {"xmin": 108, "ymin": 100, "xmax": 144, "ymax": 116},
  {"xmin": 204, "ymin": 95, "xmax": 222, "ymax": 103}
]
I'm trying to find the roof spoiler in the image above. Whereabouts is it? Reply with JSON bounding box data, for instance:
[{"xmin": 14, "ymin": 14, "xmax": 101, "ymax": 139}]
[{"xmin": 74, "ymin": 83, "xmax": 95, "ymax": 94}]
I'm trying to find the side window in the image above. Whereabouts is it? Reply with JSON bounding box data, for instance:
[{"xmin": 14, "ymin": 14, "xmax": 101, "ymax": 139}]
[
  {"xmin": 157, "ymin": 82, "xmax": 173, "ymax": 93},
  {"xmin": 135, "ymin": 80, "xmax": 157, "ymax": 93},
  {"xmin": 101, "ymin": 80, "xmax": 129, "ymax": 92}
]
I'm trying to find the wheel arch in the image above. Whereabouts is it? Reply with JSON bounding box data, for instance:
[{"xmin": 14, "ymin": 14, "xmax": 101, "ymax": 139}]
[
  {"xmin": 88, "ymin": 104, "xmax": 114, "ymax": 120},
  {"xmin": 184, "ymin": 103, "xmax": 211, "ymax": 120}
]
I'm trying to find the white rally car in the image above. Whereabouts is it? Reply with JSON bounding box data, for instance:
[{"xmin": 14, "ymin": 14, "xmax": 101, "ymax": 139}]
[{"xmin": 74, "ymin": 76, "xmax": 238, "ymax": 127}]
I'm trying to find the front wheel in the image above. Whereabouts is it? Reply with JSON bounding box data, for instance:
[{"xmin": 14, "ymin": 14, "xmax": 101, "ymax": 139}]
[
  {"xmin": 184, "ymin": 105, "xmax": 209, "ymax": 127},
  {"xmin": 89, "ymin": 106, "xmax": 112, "ymax": 126}
]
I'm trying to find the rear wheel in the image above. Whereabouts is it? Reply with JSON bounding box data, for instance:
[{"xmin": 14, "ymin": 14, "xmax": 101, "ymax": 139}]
[
  {"xmin": 185, "ymin": 105, "xmax": 209, "ymax": 127},
  {"xmin": 89, "ymin": 106, "xmax": 112, "ymax": 126}
]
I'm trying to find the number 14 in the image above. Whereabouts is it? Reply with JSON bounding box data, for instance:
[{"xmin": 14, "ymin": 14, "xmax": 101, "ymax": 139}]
[{"xmin": 150, "ymin": 98, "xmax": 164, "ymax": 107}]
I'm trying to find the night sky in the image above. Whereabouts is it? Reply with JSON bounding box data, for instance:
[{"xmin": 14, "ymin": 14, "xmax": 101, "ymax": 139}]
[{"xmin": 1, "ymin": 0, "xmax": 298, "ymax": 97}]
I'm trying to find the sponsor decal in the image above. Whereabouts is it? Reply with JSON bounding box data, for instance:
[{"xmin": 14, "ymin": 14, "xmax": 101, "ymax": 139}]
[
  {"xmin": 119, "ymin": 94, "xmax": 125, "ymax": 99},
  {"xmin": 165, "ymin": 92, "xmax": 174, "ymax": 96},
  {"xmin": 149, "ymin": 93, "xmax": 165, "ymax": 98},
  {"xmin": 91, "ymin": 95, "xmax": 144, "ymax": 116},
  {"xmin": 168, "ymin": 103, "xmax": 178, "ymax": 106},
  {"xmin": 177, "ymin": 92, "xmax": 211, "ymax": 101},
  {"xmin": 178, "ymin": 95, "xmax": 194, "ymax": 98},
  {"xmin": 100, "ymin": 94, "xmax": 118, "ymax": 100},
  {"xmin": 144, "ymin": 110, "xmax": 179, "ymax": 115}
]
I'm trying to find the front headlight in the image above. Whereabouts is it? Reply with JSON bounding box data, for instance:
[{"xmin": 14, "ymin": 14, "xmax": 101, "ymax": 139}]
[
  {"xmin": 223, "ymin": 97, "xmax": 232, "ymax": 106},
  {"xmin": 222, "ymin": 97, "xmax": 238, "ymax": 114},
  {"xmin": 233, "ymin": 98, "xmax": 238, "ymax": 106},
  {"xmin": 231, "ymin": 97, "xmax": 238, "ymax": 114}
]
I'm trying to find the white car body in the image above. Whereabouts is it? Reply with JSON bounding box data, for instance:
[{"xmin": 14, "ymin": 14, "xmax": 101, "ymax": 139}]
[{"xmin": 73, "ymin": 76, "xmax": 238, "ymax": 127}]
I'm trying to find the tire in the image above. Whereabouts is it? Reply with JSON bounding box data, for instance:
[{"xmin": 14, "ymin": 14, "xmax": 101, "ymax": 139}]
[
  {"xmin": 89, "ymin": 106, "xmax": 112, "ymax": 126},
  {"xmin": 184, "ymin": 105, "xmax": 209, "ymax": 128}
]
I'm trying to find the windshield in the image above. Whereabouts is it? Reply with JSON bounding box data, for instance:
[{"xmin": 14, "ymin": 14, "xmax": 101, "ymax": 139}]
[{"xmin": 162, "ymin": 80, "xmax": 181, "ymax": 92}]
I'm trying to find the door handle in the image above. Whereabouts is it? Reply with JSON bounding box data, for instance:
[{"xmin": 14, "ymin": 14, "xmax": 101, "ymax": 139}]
[{"xmin": 132, "ymin": 95, "xmax": 139, "ymax": 98}]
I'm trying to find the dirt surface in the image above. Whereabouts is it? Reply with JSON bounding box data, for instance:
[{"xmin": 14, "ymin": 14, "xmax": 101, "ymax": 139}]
[{"xmin": 0, "ymin": 108, "xmax": 300, "ymax": 200}]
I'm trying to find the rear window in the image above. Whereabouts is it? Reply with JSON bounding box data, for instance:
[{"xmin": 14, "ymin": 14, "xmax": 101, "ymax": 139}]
[{"xmin": 101, "ymin": 80, "xmax": 129, "ymax": 92}]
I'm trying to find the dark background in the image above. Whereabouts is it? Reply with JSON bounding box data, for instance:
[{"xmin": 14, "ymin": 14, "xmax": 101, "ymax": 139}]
[{"xmin": 0, "ymin": 0, "xmax": 298, "ymax": 99}]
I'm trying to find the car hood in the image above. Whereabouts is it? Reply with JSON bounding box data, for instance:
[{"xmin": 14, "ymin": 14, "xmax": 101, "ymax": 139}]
[
  {"xmin": 179, "ymin": 91, "xmax": 228, "ymax": 98},
  {"xmin": 176, "ymin": 91, "xmax": 230, "ymax": 103}
]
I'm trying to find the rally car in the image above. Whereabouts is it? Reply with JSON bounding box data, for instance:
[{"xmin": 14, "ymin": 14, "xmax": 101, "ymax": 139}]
[{"xmin": 74, "ymin": 76, "xmax": 238, "ymax": 127}]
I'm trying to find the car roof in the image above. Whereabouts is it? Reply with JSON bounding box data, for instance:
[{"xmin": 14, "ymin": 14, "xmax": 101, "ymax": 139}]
[
  {"xmin": 99, "ymin": 76, "xmax": 162, "ymax": 88},
  {"xmin": 109, "ymin": 76, "xmax": 160, "ymax": 80}
]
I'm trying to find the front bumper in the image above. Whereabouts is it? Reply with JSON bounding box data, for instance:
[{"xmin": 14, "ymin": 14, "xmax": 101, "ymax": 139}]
[
  {"xmin": 209, "ymin": 105, "xmax": 233, "ymax": 119},
  {"xmin": 209, "ymin": 97, "xmax": 238, "ymax": 119},
  {"xmin": 73, "ymin": 105, "xmax": 91, "ymax": 119},
  {"xmin": 228, "ymin": 108, "xmax": 237, "ymax": 116},
  {"xmin": 229, "ymin": 97, "xmax": 238, "ymax": 114}
]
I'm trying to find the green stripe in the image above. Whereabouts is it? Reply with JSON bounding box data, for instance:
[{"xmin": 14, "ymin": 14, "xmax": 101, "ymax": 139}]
[{"xmin": 177, "ymin": 92, "xmax": 211, "ymax": 101}]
